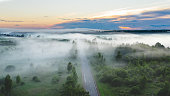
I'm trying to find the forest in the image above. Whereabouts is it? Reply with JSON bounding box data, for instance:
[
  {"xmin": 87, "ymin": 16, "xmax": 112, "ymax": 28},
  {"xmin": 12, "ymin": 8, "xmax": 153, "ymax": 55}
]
[{"xmin": 90, "ymin": 42, "xmax": 170, "ymax": 96}]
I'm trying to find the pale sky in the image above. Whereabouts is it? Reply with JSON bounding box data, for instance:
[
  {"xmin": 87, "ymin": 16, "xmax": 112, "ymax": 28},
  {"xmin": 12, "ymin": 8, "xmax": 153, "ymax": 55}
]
[{"xmin": 0, "ymin": 0, "xmax": 170, "ymax": 29}]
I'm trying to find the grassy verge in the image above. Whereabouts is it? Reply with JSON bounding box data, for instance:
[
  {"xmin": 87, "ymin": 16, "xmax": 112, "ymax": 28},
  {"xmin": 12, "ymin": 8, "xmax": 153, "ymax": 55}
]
[{"xmin": 96, "ymin": 79, "xmax": 114, "ymax": 96}]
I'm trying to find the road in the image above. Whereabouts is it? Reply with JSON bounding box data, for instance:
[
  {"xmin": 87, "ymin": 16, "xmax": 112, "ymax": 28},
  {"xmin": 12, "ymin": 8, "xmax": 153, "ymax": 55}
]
[{"xmin": 77, "ymin": 41, "xmax": 100, "ymax": 96}]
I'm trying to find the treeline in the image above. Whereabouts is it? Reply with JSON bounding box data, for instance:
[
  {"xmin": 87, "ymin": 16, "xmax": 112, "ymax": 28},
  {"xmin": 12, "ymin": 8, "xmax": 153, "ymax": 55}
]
[
  {"xmin": 0, "ymin": 75, "xmax": 22, "ymax": 96},
  {"xmin": 91, "ymin": 42, "xmax": 170, "ymax": 96},
  {"xmin": 0, "ymin": 74, "xmax": 43, "ymax": 96},
  {"xmin": 60, "ymin": 62, "xmax": 89, "ymax": 96}
]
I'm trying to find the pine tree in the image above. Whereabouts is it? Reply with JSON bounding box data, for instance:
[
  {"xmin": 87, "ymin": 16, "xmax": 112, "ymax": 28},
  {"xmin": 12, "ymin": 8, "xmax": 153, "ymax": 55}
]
[
  {"xmin": 116, "ymin": 51, "xmax": 122, "ymax": 60},
  {"xmin": 67, "ymin": 62, "xmax": 73, "ymax": 72},
  {"xmin": 16, "ymin": 75, "xmax": 21, "ymax": 84},
  {"xmin": 4, "ymin": 75, "xmax": 12, "ymax": 96}
]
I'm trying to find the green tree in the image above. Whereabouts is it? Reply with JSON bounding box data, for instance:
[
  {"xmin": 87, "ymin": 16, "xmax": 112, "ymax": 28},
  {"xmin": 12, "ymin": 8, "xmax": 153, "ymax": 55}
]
[
  {"xmin": 155, "ymin": 42, "xmax": 165, "ymax": 48},
  {"xmin": 61, "ymin": 65, "xmax": 89, "ymax": 96},
  {"xmin": 116, "ymin": 51, "xmax": 122, "ymax": 60},
  {"xmin": 98, "ymin": 52, "xmax": 101, "ymax": 58},
  {"xmin": 16, "ymin": 75, "xmax": 21, "ymax": 84},
  {"xmin": 72, "ymin": 67, "xmax": 78, "ymax": 82},
  {"xmin": 4, "ymin": 75, "xmax": 12, "ymax": 96},
  {"xmin": 32, "ymin": 76, "xmax": 40, "ymax": 82},
  {"xmin": 111, "ymin": 77, "xmax": 123, "ymax": 87},
  {"xmin": 65, "ymin": 76, "xmax": 76, "ymax": 88},
  {"xmin": 67, "ymin": 62, "xmax": 73, "ymax": 72},
  {"xmin": 1, "ymin": 86, "xmax": 5, "ymax": 94},
  {"xmin": 116, "ymin": 69, "xmax": 128, "ymax": 78},
  {"xmin": 129, "ymin": 86, "xmax": 141, "ymax": 95},
  {"xmin": 157, "ymin": 82, "xmax": 170, "ymax": 96},
  {"xmin": 139, "ymin": 76, "xmax": 147, "ymax": 89}
]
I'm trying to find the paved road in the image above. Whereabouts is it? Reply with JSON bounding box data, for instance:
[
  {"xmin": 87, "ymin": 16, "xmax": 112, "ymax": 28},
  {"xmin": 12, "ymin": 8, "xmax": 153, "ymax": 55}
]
[{"xmin": 78, "ymin": 41, "xmax": 100, "ymax": 96}]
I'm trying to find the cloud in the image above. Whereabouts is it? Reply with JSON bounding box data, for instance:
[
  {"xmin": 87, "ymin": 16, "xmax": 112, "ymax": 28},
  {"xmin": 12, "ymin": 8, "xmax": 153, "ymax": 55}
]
[
  {"xmin": 53, "ymin": 26, "xmax": 64, "ymax": 29},
  {"xmin": 119, "ymin": 26, "xmax": 141, "ymax": 30},
  {"xmin": 0, "ymin": 0, "xmax": 11, "ymax": 2},
  {"xmin": 51, "ymin": 8, "xmax": 170, "ymax": 30},
  {"xmin": 0, "ymin": 19, "xmax": 24, "ymax": 22},
  {"xmin": 57, "ymin": 18, "xmax": 72, "ymax": 20},
  {"xmin": 119, "ymin": 9, "xmax": 170, "ymax": 21}
]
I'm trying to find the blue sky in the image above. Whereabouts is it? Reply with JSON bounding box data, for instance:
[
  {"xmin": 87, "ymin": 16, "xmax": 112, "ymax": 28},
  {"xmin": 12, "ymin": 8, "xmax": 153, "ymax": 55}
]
[
  {"xmin": 0, "ymin": 0, "xmax": 170, "ymax": 29},
  {"xmin": 52, "ymin": 9, "xmax": 170, "ymax": 30}
]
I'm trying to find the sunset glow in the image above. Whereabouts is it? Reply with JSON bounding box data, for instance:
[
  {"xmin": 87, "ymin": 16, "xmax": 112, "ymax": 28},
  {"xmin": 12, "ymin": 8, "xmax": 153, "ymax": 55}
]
[{"xmin": 0, "ymin": 0, "xmax": 170, "ymax": 29}]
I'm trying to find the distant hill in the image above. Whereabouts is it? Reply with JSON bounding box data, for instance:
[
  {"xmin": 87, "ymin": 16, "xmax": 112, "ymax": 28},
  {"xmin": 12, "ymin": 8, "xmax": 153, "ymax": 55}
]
[{"xmin": 102, "ymin": 30, "xmax": 170, "ymax": 34}]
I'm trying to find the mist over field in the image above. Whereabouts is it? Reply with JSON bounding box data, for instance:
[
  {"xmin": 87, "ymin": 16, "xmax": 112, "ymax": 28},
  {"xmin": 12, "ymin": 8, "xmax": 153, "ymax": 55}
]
[
  {"xmin": 0, "ymin": 30, "xmax": 169, "ymax": 74},
  {"xmin": 1, "ymin": 0, "xmax": 170, "ymax": 95},
  {"xmin": 0, "ymin": 29, "xmax": 170, "ymax": 96}
]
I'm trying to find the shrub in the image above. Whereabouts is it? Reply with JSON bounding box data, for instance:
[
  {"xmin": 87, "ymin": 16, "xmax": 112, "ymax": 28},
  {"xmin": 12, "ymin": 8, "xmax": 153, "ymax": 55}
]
[
  {"xmin": 32, "ymin": 76, "xmax": 40, "ymax": 82},
  {"xmin": 155, "ymin": 42, "xmax": 165, "ymax": 48},
  {"xmin": 116, "ymin": 69, "xmax": 128, "ymax": 78},
  {"xmin": 1, "ymin": 86, "xmax": 5, "ymax": 94},
  {"xmin": 157, "ymin": 82, "xmax": 170, "ymax": 96},
  {"xmin": 51, "ymin": 76, "xmax": 59, "ymax": 84},
  {"xmin": 129, "ymin": 86, "xmax": 141, "ymax": 95},
  {"xmin": 20, "ymin": 82, "xmax": 25, "ymax": 86},
  {"xmin": 111, "ymin": 77, "xmax": 124, "ymax": 87}
]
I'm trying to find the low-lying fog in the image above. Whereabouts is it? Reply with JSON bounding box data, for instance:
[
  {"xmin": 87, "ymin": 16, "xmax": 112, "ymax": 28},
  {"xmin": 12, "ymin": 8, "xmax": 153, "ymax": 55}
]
[{"xmin": 0, "ymin": 32, "xmax": 170, "ymax": 77}]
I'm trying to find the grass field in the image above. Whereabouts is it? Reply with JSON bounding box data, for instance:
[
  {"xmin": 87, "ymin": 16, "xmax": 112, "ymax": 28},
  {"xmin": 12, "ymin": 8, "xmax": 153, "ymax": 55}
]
[{"xmin": 11, "ymin": 70, "xmax": 68, "ymax": 96}]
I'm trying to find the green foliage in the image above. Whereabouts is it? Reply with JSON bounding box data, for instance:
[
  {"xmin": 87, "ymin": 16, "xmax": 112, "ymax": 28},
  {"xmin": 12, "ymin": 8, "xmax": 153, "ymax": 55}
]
[
  {"xmin": 20, "ymin": 82, "xmax": 25, "ymax": 86},
  {"xmin": 32, "ymin": 76, "xmax": 40, "ymax": 82},
  {"xmin": 129, "ymin": 86, "xmax": 141, "ymax": 95},
  {"xmin": 111, "ymin": 77, "xmax": 124, "ymax": 87},
  {"xmin": 1, "ymin": 86, "xmax": 5, "ymax": 94},
  {"xmin": 157, "ymin": 82, "xmax": 170, "ymax": 96},
  {"xmin": 65, "ymin": 76, "xmax": 77, "ymax": 88},
  {"xmin": 61, "ymin": 63, "xmax": 90, "ymax": 96},
  {"xmin": 116, "ymin": 51, "xmax": 122, "ymax": 60},
  {"xmin": 4, "ymin": 74, "xmax": 12, "ymax": 96},
  {"xmin": 51, "ymin": 76, "xmax": 59, "ymax": 84},
  {"xmin": 100, "ymin": 68, "xmax": 128, "ymax": 87},
  {"xmin": 139, "ymin": 76, "xmax": 147, "ymax": 89},
  {"xmin": 61, "ymin": 84, "xmax": 89, "ymax": 96},
  {"xmin": 92, "ymin": 43, "xmax": 170, "ymax": 96},
  {"xmin": 71, "ymin": 67, "xmax": 78, "ymax": 83},
  {"xmin": 16, "ymin": 75, "xmax": 21, "ymax": 84},
  {"xmin": 116, "ymin": 69, "xmax": 128, "ymax": 78},
  {"xmin": 92, "ymin": 52, "xmax": 106, "ymax": 67},
  {"xmin": 67, "ymin": 62, "xmax": 73, "ymax": 73},
  {"xmin": 155, "ymin": 42, "xmax": 165, "ymax": 48}
]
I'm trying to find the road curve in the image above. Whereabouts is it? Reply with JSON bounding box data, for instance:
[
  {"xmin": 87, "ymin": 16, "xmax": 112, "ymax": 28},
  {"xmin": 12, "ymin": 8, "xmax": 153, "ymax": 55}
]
[{"xmin": 77, "ymin": 41, "xmax": 100, "ymax": 96}]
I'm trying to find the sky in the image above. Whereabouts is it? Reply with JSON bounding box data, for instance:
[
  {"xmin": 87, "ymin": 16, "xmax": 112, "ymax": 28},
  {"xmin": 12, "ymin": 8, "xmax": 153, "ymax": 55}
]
[{"xmin": 0, "ymin": 0, "xmax": 170, "ymax": 30}]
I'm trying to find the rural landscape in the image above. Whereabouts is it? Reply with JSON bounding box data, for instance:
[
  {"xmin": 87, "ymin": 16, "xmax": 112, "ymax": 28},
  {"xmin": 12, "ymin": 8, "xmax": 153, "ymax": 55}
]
[
  {"xmin": 0, "ymin": 0, "xmax": 170, "ymax": 96},
  {"xmin": 0, "ymin": 31, "xmax": 170, "ymax": 96}
]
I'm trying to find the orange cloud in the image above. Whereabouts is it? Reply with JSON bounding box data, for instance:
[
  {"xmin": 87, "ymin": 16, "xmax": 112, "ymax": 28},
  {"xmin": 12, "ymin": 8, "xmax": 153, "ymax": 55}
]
[{"xmin": 119, "ymin": 26, "xmax": 141, "ymax": 30}]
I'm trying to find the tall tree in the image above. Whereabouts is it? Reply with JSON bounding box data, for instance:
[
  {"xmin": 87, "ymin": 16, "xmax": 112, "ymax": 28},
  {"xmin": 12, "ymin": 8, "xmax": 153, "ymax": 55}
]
[
  {"xmin": 67, "ymin": 62, "xmax": 73, "ymax": 72},
  {"xmin": 4, "ymin": 75, "xmax": 12, "ymax": 96},
  {"xmin": 72, "ymin": 67, "xmax": 78, "ymax": 82},
  {"xmin": 16, "ymin": 75, "xmax": 21, "ymax": 84},
  {"xmin": 116, "ymin": 51, "xmax": 122, "ymax": 60}
]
